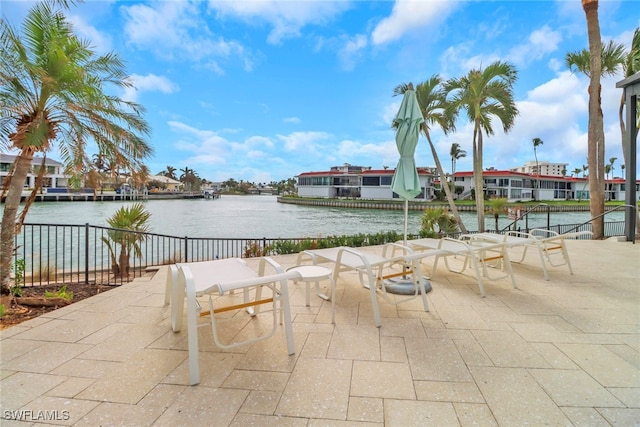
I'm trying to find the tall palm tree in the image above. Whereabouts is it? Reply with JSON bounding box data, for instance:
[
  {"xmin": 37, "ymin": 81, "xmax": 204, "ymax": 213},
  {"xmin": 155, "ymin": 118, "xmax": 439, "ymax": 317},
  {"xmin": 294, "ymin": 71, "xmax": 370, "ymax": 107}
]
[
  {"xmin": 532, "ymin": 137, "xmax": 544, "ymax": 200},
  {"xmin": 445, "ymin": 61, "xmax": 519, "ymax": 232},
  {"xmin": 608, "ymin": 156, "xmax": 617, "ymax": 178},
  {"xmin": 449, "ymin": 142, "xmax": 467, "ymax": 177},
  {"xmin": 0, "ymin": 2, "xmax": 152, "ymax": 290},
  {"xmin": 572, "ymin": 167, "xmax": 582, "ymax": 177},
  {"xmin": 577, "ymin": 0, "xmax": 605, "ymax": 238},
  {"xmin": 619, "ymin": 28, "xmax": 640, "ymax": 168},
  {"xmin": 393, "ymin": 78, "xmax": 467, "ymax": 233},
  {"xmin": 163, "ymin": 165, "xmax": 177, "ymax": 180}
]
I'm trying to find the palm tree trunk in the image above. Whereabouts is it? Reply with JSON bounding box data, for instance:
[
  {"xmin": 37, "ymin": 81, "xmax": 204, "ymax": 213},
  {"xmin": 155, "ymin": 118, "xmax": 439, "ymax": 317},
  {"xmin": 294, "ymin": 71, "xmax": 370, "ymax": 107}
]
[
  {"xmin": 473, "ymin": 125, "xmax": 486, "ymax": 232},
  {"xmin": 424, "ymin": 127, "xmax": 468, "ymax": 233},
  {"xmin": 0, "ymin": 151, "xmax": 34, "ymax": 291},
  {"xmin": 583, "ymin": 0, "xmax": 605, "ymax": 239},
  {"xmin": 618, "ymin": 94, "xmax": 629, "ymax": 168}
]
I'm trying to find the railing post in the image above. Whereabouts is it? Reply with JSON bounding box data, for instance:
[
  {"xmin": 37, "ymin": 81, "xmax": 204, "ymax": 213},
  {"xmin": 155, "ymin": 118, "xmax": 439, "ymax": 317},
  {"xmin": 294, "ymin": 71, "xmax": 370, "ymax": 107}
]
[
  {"xmin": 546, "ymin": 205, "xmax": 550, "ymax": 230},
  {"xmin": 184, "ymin": 236, "xmax": 188, "ymax": 262},
  {"xmin": 84, "ymin": 223, "xmax": 89, "ymax": 284}
]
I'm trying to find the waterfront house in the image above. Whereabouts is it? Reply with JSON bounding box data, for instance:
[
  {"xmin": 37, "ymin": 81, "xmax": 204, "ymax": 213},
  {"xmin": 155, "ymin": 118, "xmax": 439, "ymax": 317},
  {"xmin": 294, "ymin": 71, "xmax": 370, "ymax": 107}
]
[
  {"xmin": 0, "ymin": 153, "xmax": 69, "ymax": 190},
  {"xmin": 297, "ymin": 164, "xmax": 436, "ymax": 200},
  {"xmin": 148, "ymin": 174, "xmax": 183, "ymax": 191},
  {"xmin": 297, "ymin": 164, "xmax": 639, "ymax": 202}
]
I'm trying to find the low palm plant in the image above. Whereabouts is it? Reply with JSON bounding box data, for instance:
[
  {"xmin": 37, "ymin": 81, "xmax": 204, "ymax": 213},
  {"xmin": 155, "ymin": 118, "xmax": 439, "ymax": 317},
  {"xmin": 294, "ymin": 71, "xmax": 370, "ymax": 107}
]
[
  {"xmin": 420, "ymin": 207, "xmax": 459, "ymax": 238},
  {"xmin": 101, "ymin": 203, "xmax": 151, "ymax": 278}
]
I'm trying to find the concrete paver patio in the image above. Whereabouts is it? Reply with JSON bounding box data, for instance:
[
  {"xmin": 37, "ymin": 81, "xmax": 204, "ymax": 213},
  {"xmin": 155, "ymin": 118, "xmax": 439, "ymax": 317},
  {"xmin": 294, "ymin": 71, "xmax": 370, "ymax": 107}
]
[{"xmin": 1, "ymin": 238, "xmax": 638, "ymax": 426}]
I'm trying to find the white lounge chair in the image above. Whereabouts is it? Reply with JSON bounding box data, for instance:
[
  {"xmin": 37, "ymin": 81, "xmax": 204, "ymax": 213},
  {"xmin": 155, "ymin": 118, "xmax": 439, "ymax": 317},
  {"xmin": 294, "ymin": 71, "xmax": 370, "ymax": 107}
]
[
  {"xmin": 297, "ymin": 244, "xmax": 446, "ymax": 327},
  {"xmin": 169, "ymin": 257, "xmax": 301, "ymax": 385},
  {"xmin": 404, "ymin": 237, "xmax": 517, "ymax": 298},
  {"xmin": 467, "ymin": 229, "xmax": 592, "ymax": 280}
]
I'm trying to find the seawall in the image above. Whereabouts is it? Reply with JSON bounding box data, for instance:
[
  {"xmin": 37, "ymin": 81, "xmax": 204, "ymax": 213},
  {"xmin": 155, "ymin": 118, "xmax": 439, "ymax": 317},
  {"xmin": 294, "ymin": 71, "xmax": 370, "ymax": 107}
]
[{"xmin": 277, "ymin": 197, "xmax": 596, "ymax": 212}]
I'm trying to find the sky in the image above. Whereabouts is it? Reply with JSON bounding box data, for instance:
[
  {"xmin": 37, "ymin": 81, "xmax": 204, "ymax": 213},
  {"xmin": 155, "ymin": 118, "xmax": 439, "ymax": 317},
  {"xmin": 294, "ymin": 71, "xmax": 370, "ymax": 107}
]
[{"xmin": 2, "ymin": 0, "xmax": 639, "ymax": 184}]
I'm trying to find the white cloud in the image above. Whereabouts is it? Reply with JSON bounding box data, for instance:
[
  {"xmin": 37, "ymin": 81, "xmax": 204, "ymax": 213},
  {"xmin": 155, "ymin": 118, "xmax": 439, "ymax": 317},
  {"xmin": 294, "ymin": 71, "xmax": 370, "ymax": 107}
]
[
  {"xmin": 337, "ymin": 34, "xmax": 368, "ymax": 71},
  {"xmin": 371, "ymin": 0, "xmax": 457, "ymax": 46},
  {"xmin": 507, "ymin": 25, "xmax": 563, "ymax": 67},
  {"xmin": 67, "ymin": 14, "xmax": 112, "ymax": 53},
  {"xmin": 337, "ymin": 139, "xmax": 398, "ymax": 168},
  {"xmin": 441, "ymin": 24, "xmax": 563, "ymax": 76},
  {"xmin": 121, "ymin": 1, "xmax": 251, "ymax": 71},
  {"xmin": 283, "ymin": 116, "xmax": 301, "ymax": 124},
  {"xmin": 122, "ymin": 74, "xmax": 178, "ymax": 102},
  {"xmin": 206, "ymin": 0, "xmax": 350, "ymax": 45},
  {"xmin": 277, "ymin": 131, "xmax": 332, "ymax": 151}
]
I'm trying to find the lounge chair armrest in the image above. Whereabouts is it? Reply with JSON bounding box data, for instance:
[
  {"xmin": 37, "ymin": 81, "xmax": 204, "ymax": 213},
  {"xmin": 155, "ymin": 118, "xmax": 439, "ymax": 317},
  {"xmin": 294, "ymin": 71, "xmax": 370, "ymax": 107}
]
[
  {"xmin": 258, "ymin": 256, "xmax": 285, "ymax": 276},
  {"xmin": 530, "ymin": 229, "xmax": 559, "ymax": 239},
  {"xmin": 203, "ymin": 270, "xmax": 302, "ymax": 295},
  {"xmin": 559, "ymin": 231, "xmax": 593, "ymax": 240},
  {"xmin": 382, "ymin": 242, "xmax": 414, "ymax": 257},
  {"xmin": 505, "ymin": 230, "xmax": 532, "ymax": 239}
]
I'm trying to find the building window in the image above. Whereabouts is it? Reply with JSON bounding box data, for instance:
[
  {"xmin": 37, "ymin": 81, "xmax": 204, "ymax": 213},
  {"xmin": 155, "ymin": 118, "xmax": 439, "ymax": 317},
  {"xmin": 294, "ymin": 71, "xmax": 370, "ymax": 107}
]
[
  {"xmin": 362, "ymin": 176, "xmax": 380, "ymax": 186},
  {"xmin": 381, "ymin": 176, "xmax": 392, "ymax": 186}
]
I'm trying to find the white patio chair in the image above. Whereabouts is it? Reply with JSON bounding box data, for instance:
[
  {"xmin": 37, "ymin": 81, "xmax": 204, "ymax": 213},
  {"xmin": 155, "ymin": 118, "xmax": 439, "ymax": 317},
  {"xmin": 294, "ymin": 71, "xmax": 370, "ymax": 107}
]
[
  {"xmin": 468, "ymin": 229, "xmax": 592, "ymax": 281},
  {"xmin": 169, "ymin": 257, "xmax": 301, "ymax": 385},
  {"xmin": 297, "ymin": 244, "xmax": 446, "ymax": 327},
  {"xmin": 405, "ymin": 237, "xmax": 517, "ymax": 298}
]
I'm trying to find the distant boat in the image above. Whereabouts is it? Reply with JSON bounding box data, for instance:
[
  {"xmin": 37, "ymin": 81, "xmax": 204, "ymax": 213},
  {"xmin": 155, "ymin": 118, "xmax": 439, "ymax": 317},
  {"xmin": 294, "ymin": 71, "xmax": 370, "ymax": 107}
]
[{"xmin": 202, "ymin": 188, "xmax": 220, "ymax": 199}]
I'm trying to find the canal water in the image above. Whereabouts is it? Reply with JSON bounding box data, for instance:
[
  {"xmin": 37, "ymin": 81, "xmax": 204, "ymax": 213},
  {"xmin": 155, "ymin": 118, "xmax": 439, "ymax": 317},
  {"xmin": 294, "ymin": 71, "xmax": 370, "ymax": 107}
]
[{"xmin": 13, "ymin": 195, "xmax": 622, "ymax": 239}]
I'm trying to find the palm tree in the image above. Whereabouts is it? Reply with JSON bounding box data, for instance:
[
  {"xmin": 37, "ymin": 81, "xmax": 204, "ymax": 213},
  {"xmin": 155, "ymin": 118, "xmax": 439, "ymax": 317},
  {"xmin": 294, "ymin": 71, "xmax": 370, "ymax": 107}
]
[
  {"xmin": 162, "ymin": 166, "xmax": 177, "ymax": 180},
  {"xmin": 565, "ymin": 40, "xmax": 626, "ymax": 78},
  {"xmin": 608, "ymin": 157, "xmax": 617, "ymax": 178},
  {"xmin": 393, "ymin": 78, "xmax": 467, "ymax": 233},
  {"xmin": 0, "ymin": 2, "xmax": 152, "ymax": 291},
  {"xmin": 618, "ymin": 28, "xmax": 640, "ymax": 168},
  {"xmin": 572, "ymin": 167, "xmax": 582, "ymax": 177},
  {"xmin": 581, "ymin": 0, "xmax": 604, "ymax": 238},
  {"xmin": 101, "ymin": 203, "xmax": 151, "ymax": 278},
  {"xmin": 532, "ymin": 137, "xmax": 544, "ymax": 200},
  {"xmin": 566, "ymin": 12, "xmax": 622, "ymax": 238},
  {"xmin": 444, "ymin": 61, "xmax": 519, "ymax": 232},
  {"xmin": 621, "ymin": 163, "xmax": 625, "ymax": 177},
  {"xmin": 487, "ymin": 197, "xmax": 509, "ymax": 232},
  {"xmin": 449, "ymin": 142, "xmax": 467, "ymax": 177}
]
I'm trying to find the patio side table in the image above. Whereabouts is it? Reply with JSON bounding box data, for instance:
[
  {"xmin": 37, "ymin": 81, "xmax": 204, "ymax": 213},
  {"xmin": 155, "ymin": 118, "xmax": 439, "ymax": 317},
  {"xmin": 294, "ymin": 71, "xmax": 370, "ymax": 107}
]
[{"xmin": 286, "ymin": 265, "xmax": 336, "ymax": 324}]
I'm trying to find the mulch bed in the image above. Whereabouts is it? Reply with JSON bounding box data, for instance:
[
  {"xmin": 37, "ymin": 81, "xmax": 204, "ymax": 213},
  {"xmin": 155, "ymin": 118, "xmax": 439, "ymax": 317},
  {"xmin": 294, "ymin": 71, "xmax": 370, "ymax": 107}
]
[{"xmin": 0, "ymin": 283, "xmax": 115, "ymax": 330}]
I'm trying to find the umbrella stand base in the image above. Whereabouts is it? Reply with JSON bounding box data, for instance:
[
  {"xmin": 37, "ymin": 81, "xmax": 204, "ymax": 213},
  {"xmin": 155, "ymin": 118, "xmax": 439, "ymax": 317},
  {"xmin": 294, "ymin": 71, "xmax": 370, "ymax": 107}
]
[{"xmin": 383, "ymin": 277, "xmax": 432, "ymax": 295}]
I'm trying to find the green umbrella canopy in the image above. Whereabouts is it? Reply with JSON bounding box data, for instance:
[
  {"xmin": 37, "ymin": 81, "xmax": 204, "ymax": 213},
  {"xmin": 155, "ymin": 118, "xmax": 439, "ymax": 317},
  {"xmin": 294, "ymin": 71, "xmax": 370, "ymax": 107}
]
[{"xmin": 391, "ymin": 89, "xmax": 424, "ymax": 200}]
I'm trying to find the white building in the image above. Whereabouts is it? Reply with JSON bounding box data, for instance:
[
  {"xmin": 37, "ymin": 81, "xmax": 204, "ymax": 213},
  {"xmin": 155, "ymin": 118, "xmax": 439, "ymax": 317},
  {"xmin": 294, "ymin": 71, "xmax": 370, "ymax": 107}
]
[
  {"xmin": 511, "ymin": 161, "xmax": 568, "ymax": 176},
  {"xmin": 452, "ymin": 170, "xmax": 639, "ymax": 202},
  {"xmin": 297, "ymin": 166, "xmax": 437, "ymax": 200},
  {"xmin": 0, "ymin": 153, "xmax": 69, "ymax": 190}
]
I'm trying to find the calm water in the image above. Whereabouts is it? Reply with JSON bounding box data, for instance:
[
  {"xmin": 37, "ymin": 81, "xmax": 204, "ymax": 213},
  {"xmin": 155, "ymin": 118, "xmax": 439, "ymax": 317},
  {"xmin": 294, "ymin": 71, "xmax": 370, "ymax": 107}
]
[{"xmin": 14, "ymin": 195, "xmax": 622, "ymax": 239}]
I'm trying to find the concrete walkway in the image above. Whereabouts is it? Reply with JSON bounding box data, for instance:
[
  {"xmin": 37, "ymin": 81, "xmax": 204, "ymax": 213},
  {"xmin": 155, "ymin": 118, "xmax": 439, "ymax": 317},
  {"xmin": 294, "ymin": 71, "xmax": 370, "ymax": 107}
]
[{"xmin": 1, "ymin": 239, "xmax": 638, "ymax": 426}]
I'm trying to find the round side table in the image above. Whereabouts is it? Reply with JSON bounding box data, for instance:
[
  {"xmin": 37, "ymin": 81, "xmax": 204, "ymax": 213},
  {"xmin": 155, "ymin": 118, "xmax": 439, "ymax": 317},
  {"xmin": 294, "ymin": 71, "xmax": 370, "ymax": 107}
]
[{"xmin": 286, "ymin": 265, "xmax": 335, "ymax": 324}]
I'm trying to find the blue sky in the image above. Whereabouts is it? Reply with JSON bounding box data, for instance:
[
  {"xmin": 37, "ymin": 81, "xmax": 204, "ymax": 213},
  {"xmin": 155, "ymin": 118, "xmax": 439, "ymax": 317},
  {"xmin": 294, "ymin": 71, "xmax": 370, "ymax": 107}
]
[{"xmin": 3, "ymin": 1, "xmax": 639, "ymax": 183}]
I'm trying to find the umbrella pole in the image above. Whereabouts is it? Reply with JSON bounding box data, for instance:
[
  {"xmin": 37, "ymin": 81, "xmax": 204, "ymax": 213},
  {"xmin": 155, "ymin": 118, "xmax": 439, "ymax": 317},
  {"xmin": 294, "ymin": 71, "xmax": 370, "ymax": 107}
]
[{"xmin": 403, "ymin": 199, "xmax": 409, "ymax": 245}]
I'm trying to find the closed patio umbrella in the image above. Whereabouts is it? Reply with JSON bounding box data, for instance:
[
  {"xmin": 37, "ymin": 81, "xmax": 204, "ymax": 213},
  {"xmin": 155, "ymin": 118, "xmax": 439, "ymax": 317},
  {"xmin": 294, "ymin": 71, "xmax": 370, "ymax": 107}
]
[
  {"xmin": 386, "ymin": 83, "xmax": 431, "ymax": 295},
  {"xmin": 391, "ymin": 83, "xmax": 423, "ymax": 244}
]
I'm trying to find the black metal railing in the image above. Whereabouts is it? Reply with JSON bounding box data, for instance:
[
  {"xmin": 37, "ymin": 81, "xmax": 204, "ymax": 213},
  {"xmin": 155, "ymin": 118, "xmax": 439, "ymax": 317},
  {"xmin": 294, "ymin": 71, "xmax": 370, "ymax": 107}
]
[{"xmin": 13, "ymin": 220, "xmax": 625, "ymax": 287}]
